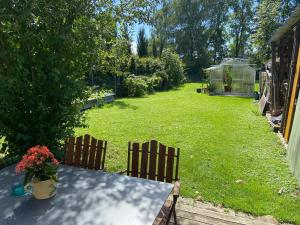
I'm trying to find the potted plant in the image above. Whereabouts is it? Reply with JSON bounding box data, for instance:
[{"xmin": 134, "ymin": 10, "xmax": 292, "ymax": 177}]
[
  {"xmin": 207, "ymin": 82, "xmax": 217, "ymax": 95},
  {"xmin": 223, "ymin": 67, "xmax": 232, "ymax": 92},
  {"xmin": 16, "ymin": 145, "xmax": 59, "ymax": 200}
]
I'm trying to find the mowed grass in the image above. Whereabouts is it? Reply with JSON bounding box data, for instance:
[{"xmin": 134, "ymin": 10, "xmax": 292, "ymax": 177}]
[{"xmin": 76, "ymin": 83, "xmax": 300, "ymax": 224}]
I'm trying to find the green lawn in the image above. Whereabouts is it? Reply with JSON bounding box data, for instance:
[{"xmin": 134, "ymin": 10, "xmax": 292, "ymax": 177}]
[{"xmin": 76, "ymin": 83, "xmax": 300, "ymax": 224}]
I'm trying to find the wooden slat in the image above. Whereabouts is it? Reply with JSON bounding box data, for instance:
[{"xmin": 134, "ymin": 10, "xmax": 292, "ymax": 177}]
[
  {"xmin": 175, "ymin": 148, "xmax": 180, "ymax": 180},
  {"xmin": 131, "ymin": 143, "xmax": 140, "ymax": 177},
  {"xmin": 149, "ymin": 140, "xmax": 158, "ymax": 180},
  {"xmin": 101, "ymin": 141, "xmax": 107, "ymax": 170},
  {"xmin": 176, "ymin": 203, "xmax": 274, "ymax": 225},
  {"xmin": 285, "ymin": 46, "xmax": 300, "ymax": 142},
  {"xmin": 65, "ymin": 137, "xmax": 75, "ymax": 165},
  {"xmin": 127, "ymin": 142, "xmax": 131, "ymax": 176},
  {"xmin": 166, "ymin": 147, "xmax": 175, "ymax": 183},
  {"xmin": 74, "ymin": 136, "xmax": 83, "ymax": 167},
  {"xmin": 95, "ymin": 140, "xmax": 103, "ymax": 170},
  {"xmin": 140, "ymin": 142, "xmax": 149, "ymax": 179},
  {"xmin": 88, "ymin": 137, "xmax": 97, "ymax": 169},
  {"xmin": 157, "ymin": 143, "xmax": 166, "ymax": 182},
  {"xmin": 82, "ymin": 134, "xmax": 90, "ymax": 167}
]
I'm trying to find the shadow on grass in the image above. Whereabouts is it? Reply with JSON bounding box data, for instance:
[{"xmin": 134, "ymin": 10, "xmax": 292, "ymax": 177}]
[{"xmin": 106, "ymin": 101, "xmax": 138, "ymax": 110}]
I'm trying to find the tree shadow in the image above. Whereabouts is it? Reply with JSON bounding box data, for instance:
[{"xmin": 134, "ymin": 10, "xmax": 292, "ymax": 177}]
[
  {"xmin": 0, "ymin": 165, "xmax": 173, "ymax": 225},
  {"xmin": 106, "ymin": 101, "xmax": 138, "ymax": 110}
]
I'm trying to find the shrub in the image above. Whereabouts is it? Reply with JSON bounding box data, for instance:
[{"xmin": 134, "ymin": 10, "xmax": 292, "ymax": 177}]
[
  {"xmin": 124, "ymin": 75, "xmax": 148, "ymax": 97},
  {"xmin": 0, "ymin": 1, "xmax": 98, "ymax": 157},
  {"xmin": 162, "ymin": 49, "xmax": 186, "ymax": 86},
  {"xmin": 144, "ymin": 76, "xmax": 162, "ymax": 93},
  {"xmin": 207, "ymin": 82, "xmax": 217, "ymax": 93},
  {"xmin": 134, "ymin": 57, "xmax": 165, "ymax": 76},
  {"xmin": 153, "ymin": 71, "xmax": 169, "ymax": 90}
]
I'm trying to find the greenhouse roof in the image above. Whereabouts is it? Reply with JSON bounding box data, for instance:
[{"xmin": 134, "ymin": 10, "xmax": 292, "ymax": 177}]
[{"xmin": 205, "ymin": 58, "xmax": 255, "ymax": 71}]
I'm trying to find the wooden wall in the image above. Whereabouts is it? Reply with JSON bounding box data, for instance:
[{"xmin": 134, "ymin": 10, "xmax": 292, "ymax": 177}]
[{"xmin": 287, "ymin": 89, "xmax": 300, "ymax": 183}]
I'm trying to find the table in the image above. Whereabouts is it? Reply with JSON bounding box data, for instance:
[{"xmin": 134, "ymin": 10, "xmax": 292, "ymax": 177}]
[{"xmin": 0, "ymin": 165, "xmax": 174, "ymax": 225}]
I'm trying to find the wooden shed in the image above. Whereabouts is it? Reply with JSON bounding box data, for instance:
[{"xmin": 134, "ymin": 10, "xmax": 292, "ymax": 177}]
[{"xmin": 265, "ymin": 5, "xmax": 300, "ymax": 183}]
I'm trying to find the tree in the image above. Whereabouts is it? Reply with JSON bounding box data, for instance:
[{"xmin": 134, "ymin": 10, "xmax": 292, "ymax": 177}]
[
  {"xmin": 121, "ymin": 23, "xmax": 132, "ymax": 55},
  {"xmin": 251, "ymin": 0, "xmax": 300, "ymax": 65},
  {"xmin": 207, "ymin": 0, "xmax": 229, "ymax": 64},
  {"xmin": 0, "ymin": 0, "xmax": 158, "ymax": 157},
  {"xmin": 152, "ymin": 36, "xmax": 158, "ymax": 57},
  {"xmin": 137, "ymin": 27, "xmax": 149, "ymax": 57},
  {"xmin": 152, "ymin": 0, "xmax": 173, "ymax": 57},
  {"xmin": 228, "ymin": 0, "xmax": 254, "ymax": 58},
  {"xmin": 157, "ymin": 0, "xmax": 211, "ymax": 79},
  {"xmin": 251, "ymin": 0, "xmax": 281, "ymax": 64}
]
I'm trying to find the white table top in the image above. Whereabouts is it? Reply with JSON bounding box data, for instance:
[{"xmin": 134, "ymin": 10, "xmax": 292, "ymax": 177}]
[{"xmin": 0, "ymin": 165, "xmax": 174, "ymax": 225}]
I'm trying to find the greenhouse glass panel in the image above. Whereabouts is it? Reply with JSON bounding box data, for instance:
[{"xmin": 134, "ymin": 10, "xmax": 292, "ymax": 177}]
[{"xmin": 206, "ymin": 58, "xmax": 256, "ymax": 97}]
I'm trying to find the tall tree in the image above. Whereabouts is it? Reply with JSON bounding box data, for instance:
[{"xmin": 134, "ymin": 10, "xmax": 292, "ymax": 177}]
[
  {"xmin": 152, "ymin": 36, "xmax": 158, "ymax": 57},
  {"xmin": 137, "ymin": 27, "xmax": 149, "ymax": 57},
  {"xmin": 228, "ymin": 0, "xmax": 254, "ymax": 58},
  {"xmin": 207, "ymin": 0, "xmax": 229, "ymax": 64},
  {"xmin": 251, "ymin": 0, "xmax": 281, "ymax": 64},
  {"xmin": 121, "ymin": 23, "xmax": 132, "ymax": 55},
  {"xmin": 166, "ymin": 0, "xmax": 211, "ymax": 79},
  {"xmin": 251, "ymin": 0, "xmax": 300, "ymax": 65},
  {"xmin": 152, "ymin": 0, "xmax": 173, "ymax": 57}
]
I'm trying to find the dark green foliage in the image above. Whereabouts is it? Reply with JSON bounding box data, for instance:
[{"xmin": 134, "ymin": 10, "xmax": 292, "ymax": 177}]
[
  {"xmin": 152, "ymin": 37, "xmax": 158, "ymax": 57},
  {"xmin": 122, "ymin": 50, "xmax": 185, "ymax": 97},
  {"xmin": 153, "ymin": 71, "xmax": 169, "ymax": 90},
  {"xmin": 137, "ymin": 28, "xmax": 149, "ymax": 57},
  {"xmin": 251, "ymin": 0, "xmax": 299, "ymax": 65},
  {"xmin": 207, "ymin": 82, "xmax": 217, "ymax": 93},
  {"xmin": 0, "ymin": 0, "xmax": 159, "ymax": 157},
  {"xmin": 134, "ymin": 57, "xmax": 165, "ymax": 76},
  {"xmin": 0, "ymin": 0, "xmax": 95, "ymax": 156},
  {"xmin": 227, "ymin": 0, "xmax": 254, "ymax": 58},
  {"xmin": 124, "ymin": 75, "xmax": 149, "ymax": 97},
  {"xmin": 146, "ymin": 76, "xmax": 163, "ymax": 93},
  {"xmin": 123, "ymin": 75, "xmax": 163, "ymax": 97},
  {"xmin": 207, "ymin": 0, "xmax": 229, "ymax": 64},
  {"xmin": 161, "ymin": 49, "xmax": 186, "ymax": 86}
]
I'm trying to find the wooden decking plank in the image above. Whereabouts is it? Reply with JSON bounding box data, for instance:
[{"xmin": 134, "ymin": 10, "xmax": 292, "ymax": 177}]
[
  {"xmin": 176, "ymin": 209, "xmax": 244, "ymax": 225},
  {"xmin": 176, "ymin": 203, "xmax": 275, "ymax": 225},
  {"xmin": 170, "ymin": 216, "xmax": 214, "ymax": 225},
  {"xmin": 177, "ymin": 199, "xmax": 275, "ymax": 225}
]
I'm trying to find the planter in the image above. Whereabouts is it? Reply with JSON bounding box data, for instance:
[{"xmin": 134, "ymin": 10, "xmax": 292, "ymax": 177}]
[
  {"xmin": 224, "ymin": 85, "xmax": 232, "ymax": 92},
  {"xmin": 25, "ymin": 178, "xmax": 57, "ymax": 200}
]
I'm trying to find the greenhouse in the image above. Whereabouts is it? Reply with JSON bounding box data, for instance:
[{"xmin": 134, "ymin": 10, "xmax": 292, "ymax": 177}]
[{"xmin": 205, "ymin": 58, "xmax": 256, "ymax": 97}]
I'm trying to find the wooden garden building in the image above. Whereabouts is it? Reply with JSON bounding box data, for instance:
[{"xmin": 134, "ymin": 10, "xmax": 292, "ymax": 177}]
[{"xmin": 259, "ymin": 5, "xmax": 300, "ymax": 182}]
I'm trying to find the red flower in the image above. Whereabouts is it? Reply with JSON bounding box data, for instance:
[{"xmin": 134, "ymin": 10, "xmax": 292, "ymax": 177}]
[{"xmin": 15, "ymin": 145, "xmax": 59, "ymax": 174}]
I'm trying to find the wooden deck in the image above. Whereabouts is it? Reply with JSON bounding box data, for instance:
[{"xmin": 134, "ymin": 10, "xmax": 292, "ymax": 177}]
[{"xmin": 170, "ymin": 198, "xmax": 289, "ymax": 225}]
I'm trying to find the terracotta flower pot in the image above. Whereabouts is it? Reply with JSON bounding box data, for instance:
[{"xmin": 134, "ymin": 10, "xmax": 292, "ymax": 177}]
[
  {"xmin": 224, "ymin": 85, "xmax": 232, "ymax": 92},
  {"xmin": 25, "ymin": 178, "xmax": 57, "ymax": 200}
]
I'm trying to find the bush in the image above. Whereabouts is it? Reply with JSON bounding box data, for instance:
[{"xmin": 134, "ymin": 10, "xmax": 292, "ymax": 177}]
[
  {"xmin": 0, "ymin": 1, "xmax": 100, "ymax": 157},
  {"xmin": 132, "ymin": 57, "xmax": 165, "ymax": 76},
  {"xmin": 207, "ymin": 82, "xmax": 217, "ymax": 93},
  {"xmin": 162, "ymin": 49, "xmax": 186, "ymax": 86},
  {"xmin": 153, "ymin": 71, "xmax": 169, "ymax": 90},
  {"xmin": 144, "ymin": 76, "xmax": 162, "ymax": 93},
  {"xmin": 124, "ymin": 75, "xmax": 148, "ymax": 97}
]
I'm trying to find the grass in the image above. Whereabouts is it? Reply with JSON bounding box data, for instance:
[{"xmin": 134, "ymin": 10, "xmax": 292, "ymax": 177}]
[{"xmin": 76, "ymin": 83, "xmax": 300, "ymax": 224}]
